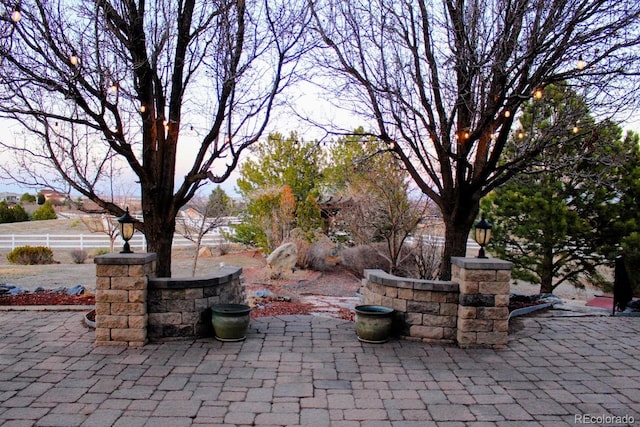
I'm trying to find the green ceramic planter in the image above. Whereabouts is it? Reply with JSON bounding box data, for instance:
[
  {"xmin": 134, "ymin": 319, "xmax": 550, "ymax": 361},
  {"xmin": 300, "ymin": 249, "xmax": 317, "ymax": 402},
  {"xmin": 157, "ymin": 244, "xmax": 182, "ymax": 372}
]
[
  {"xmin": 211, "ymin": 303, "xmax": 251, "ymax": 342},
  {"xmin": 354, "ymin": 305, "xmax": 394, "ymax": 343}
]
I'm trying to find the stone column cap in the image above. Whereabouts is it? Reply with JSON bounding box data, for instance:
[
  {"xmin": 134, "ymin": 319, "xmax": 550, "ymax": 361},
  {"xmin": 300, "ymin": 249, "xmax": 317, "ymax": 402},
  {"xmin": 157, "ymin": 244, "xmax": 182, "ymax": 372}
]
[
  {"xmin": 451, "ymin": 257, "xmax": 512, "ymax": 270},
  {"xmin": 95, "ymin": 253, "xmax": 157, "ymax": 265}
]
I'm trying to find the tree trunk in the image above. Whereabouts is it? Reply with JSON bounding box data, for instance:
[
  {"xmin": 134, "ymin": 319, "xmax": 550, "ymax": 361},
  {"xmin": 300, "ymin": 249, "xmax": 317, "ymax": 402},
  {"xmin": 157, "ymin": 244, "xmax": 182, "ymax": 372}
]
[
  {"xmin": 142, "ymin": 197, "xmax": 177, "ymax": 278},
  {"xmin": 191, "ymin": 238, "xmax": 202, "ymax": 277},
  {"xmin": 540, "ymin": 246, "xmax": 554, "ymax": 294},
  {"xmin": 440, "ymin": 200, "xmax": 480, "ymax": 280}
]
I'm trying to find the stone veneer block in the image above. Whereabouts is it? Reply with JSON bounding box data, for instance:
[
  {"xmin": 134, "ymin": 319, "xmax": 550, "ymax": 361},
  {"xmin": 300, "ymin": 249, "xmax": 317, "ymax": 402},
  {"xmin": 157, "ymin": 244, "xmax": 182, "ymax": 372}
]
[
  {"xmin": 95, "ymin": 327, "xmax": 110, "ymax": 341},
  {"xmin": 478, "ymin": 307, "xmax": 509, "ymax": 320},
  {"xmin": 397, "ymin": 288, "xmax": 413, "ymax": 300},
  {"xmin": 96, "ymin": 315, "xmax": 128, "ymax": 329},
  {"xmin": 96, "ymin": 277, "xmax": 111, "ymax": 290},
  {"xmin": 100, "ymin": 290, "xmax": 128, "ymax": 303},
  {"xmin": 410, "ymin": 325, "xmax": 444, "ymax": 340},
  {"xmin": 457, "ymin": 280, "xmax": 479, "ymax": 294},
  {"xmin": 95, "ymin": 302, "xmax": 111, "ymax": 315},
  {"xmin": 458, "ymin": 306, "xmax": 477, "ymax": 319},
  {"xmin": 110, "ymin": 277, "xmax": 147, "ymax": 291},
  {"xmin": 95, "ymin": 264, "xmax": 128, "ymax": 277},
  {"xmin": 478, "ymin": 281, "xmax": 510, "ymax": 295},
  {"xmin": 440, "ymin": 303, "xmax": 458, "ymax": 316},
  {"xmin": 128, "ymin": 290, "xmax": 146, "ymax": 303},
  {"xmin": 494, "ymin": 294, "xmax": 510, "ymax": 307},
  {"xmin": 391, "ymin": 298, "xmax": 407, "ymax": 312}
]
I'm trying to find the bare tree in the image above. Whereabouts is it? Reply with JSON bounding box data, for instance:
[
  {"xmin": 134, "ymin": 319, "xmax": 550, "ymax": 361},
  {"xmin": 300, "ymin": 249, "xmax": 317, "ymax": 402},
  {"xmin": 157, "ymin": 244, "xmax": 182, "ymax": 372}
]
[
  {"xmin": 177, "ymin": 186, "xmax": 232, "ymax": 276},
  {"xmin": 336, "ymin": 154, "xmax": 425, "ymax": 275},
  {"xmin": 82, "ymin": 214, "xmax": 120, "ymax": 252},
  {"xmin": 309, "ymin": 0, "xmax": 640, "ymax": 279},
  {"xmin": 0, "ymin": 0, "xmax": 310, "ymax": 276}
]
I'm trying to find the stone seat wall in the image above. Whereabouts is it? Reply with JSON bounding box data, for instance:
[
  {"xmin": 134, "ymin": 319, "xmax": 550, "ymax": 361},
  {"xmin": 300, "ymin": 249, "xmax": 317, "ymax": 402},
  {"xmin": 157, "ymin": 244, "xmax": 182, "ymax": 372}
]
[
  {"xmin": 148, "ymin": 266, "xmax": 245, "ymax": 340},
  {"xmin": 361, "ymin": 257, "xmax": 512, "ymax": 348},
  {"xmin": 95, "ymin": 253, "xmax": 245, "ymax": 346},
  {"xmin": 362, "ymin": 269, "xmax": 459, "ymax": 344}
]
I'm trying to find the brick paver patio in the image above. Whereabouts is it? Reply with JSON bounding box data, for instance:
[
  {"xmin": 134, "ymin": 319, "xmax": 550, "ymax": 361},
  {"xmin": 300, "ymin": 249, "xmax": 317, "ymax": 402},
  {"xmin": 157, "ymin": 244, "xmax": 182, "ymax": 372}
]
[{"xmin": 0, "ymin": 311, "xmax": 638, "ymax": 426}]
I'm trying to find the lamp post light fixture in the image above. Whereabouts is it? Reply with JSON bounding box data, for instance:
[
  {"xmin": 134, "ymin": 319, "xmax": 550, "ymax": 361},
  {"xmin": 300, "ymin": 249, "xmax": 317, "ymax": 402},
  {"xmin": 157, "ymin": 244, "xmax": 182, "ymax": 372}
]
[
  {"xmin": 474, "ymin": 216, "xmax": 492, "ymax": 259},
  {"xmin": 117, "ymin": 207, "xmax": 137, "ymax": 254}
]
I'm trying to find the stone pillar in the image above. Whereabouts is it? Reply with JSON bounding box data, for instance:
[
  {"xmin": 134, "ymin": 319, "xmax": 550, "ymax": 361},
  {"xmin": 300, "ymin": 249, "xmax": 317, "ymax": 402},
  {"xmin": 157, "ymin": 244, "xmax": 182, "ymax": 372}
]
[
  {"xmin": 452, "ymin": 257, "xmax": 512, "ymax": 349},
  {"xmin": 94, "ymin": 253, "xmax": 156, "ymax": 347}
]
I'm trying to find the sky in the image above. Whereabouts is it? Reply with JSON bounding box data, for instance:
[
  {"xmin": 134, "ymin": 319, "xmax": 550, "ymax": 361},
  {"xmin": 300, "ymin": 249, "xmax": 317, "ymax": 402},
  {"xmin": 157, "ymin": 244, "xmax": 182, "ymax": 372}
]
[
  {"xmin": 0, "ymin": 81, "xmax": 355, "ymax": 199},
  {"xmin": 1, "ymin": 80, "xmax": 639, "ymax": 199}
]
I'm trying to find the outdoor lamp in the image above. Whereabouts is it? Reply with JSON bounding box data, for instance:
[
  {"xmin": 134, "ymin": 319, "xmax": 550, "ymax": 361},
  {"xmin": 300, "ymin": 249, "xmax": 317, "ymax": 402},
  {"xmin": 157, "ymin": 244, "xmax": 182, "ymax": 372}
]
[
  {"xmin": 117, "ymin": 207, "xmax": 136, "ymax": 254},
  {"xmin": 474, "ymin": 216, "xmax": 492, "ymax": 259}
]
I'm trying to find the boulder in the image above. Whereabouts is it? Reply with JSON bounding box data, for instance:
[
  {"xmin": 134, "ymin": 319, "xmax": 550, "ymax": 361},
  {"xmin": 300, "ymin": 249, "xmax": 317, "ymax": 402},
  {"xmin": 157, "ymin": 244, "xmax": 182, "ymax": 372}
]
[
  {"xmin": 266, "ymin": 242, "xmax": 298, "ymax": 278},
  {"xmin": 198, "ymin": 246, "xmax": 214, "ymax": 258}
]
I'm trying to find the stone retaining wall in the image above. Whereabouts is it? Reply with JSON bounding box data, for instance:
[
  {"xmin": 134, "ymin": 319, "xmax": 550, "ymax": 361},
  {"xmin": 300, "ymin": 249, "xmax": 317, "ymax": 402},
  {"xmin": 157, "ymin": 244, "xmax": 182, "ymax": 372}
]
[
  {"xmin": 95, "ymin": 253, "xmax": 245, "ymax": 346},
  {"xmin": 362, "ymin": 269, "xmax": 459, "ymax": 344},
  {"xmin": 148, "ymin": 266, "xmax": 245, "ymax": 340},
  {"xmin": 361, "ymin": 257, "xmax": 512, "ymax": 348}
]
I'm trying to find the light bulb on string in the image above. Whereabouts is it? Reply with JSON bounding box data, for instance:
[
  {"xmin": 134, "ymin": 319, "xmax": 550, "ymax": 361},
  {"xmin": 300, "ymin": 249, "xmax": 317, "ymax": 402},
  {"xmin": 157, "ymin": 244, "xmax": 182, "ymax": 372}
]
[
  {"xmin": 533, "ymin": 87, "xmax": 543, "ymax": 100},
  {"xmin": 108, "ymin": 82, "xmax": 119, "ymax": 94},
  {"xmin": 504, "ymin": 110, "xmax": 511, "ymax": 118},
  {"xmin": 11, "ymin": 4, "xmax": 21, "ymax": 23},
  {"xmin": 577, "ymin": 55, "xmax": 586, "ymax": 70}
]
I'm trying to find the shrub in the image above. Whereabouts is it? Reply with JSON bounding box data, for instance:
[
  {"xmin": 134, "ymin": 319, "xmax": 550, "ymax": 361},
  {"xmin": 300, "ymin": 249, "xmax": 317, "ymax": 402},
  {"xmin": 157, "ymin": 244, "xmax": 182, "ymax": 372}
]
[
  {"xmin": 70, "ymin": 249, "xmax": 89, "ymax": 264},
  {"xmin": 93, "ymin": 248, "xmax": 110, "ymax": 256},
  {"xmin": 339, "ymin": 244, "xmax": 389, "ymax": 277},
  {"xmin": 20, "ymin": 193, "xmax": 36, "ymax": 203},
  {"xmin": 0, "ymin": 201, "xmax": 29, "ymax": 223},
  {"xmin": 31, "ymin": 200, "xmax": 57, "ymax": 220},
  {"xmin": 306, "ymin": 242, "xmax": 331, "ymax": 271},
  {"xmin": 7, "ymin": 246, "xmax": 55, "ymax": 265},
  {"xmin": 218, "ymin": 241, "xmax": 232, "ymax": 256}
]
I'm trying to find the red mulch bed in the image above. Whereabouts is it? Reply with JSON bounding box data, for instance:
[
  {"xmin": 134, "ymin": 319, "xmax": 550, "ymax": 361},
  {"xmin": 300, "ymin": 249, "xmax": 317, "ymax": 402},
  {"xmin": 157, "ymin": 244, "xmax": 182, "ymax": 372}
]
[
  {"xmin": 251, "ymin": 301, "xmax": 316, "ymax": 318},
  {"xmin": 0, "ymin": 291, "xmax": 95, "ymax": 306}
]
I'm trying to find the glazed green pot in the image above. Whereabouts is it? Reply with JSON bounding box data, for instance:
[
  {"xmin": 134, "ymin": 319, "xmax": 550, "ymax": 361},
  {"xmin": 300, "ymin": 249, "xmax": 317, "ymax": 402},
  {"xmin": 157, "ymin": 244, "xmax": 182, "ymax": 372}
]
[
  {"xmin": 211, "ymin": 304, "xmax": 251, "ymax": 342},
  {"xmin": 354, "ymin": 305, "xmax": 394, "ymax": 343}
]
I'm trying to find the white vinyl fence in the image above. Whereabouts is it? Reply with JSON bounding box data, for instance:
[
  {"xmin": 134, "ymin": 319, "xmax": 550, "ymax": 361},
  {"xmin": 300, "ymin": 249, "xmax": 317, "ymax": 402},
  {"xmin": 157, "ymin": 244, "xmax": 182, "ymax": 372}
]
[{"xmin": 0, "ymin": 233, "xmax": 229, "ymax": 251}]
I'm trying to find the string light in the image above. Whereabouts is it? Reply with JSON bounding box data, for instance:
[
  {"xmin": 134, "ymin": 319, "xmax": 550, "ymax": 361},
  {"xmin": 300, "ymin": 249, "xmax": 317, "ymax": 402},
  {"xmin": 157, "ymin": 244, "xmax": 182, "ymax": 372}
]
[
  {"xmin": 11, "ymin": 4, "xmax": 21, "ymax": 23},
  {"xmin": 139, "ymin": 104, "xmax": 146, "ymax": 113},
  {"xmin": 533, "ymin": 87, "xmax": 543, "ymax": 100},
  {"xmin": 504, "ymin": 110, "xmax": 511, "ymax": 118},
  {"xmin": 572, "ymin": 125, "xmax": 579, "ymax": 134},
  {"xmin": 69, "ymin": 53, "xmax": 79, "ymax": 67},
  {"xmin": 108, "ymin": 82, "xmax": 119, "ymax": 94},
  {"xmin": 517, "ymin": 130, "xmax": 525, "ymax": 139},
  {"xmin": 577, "ymin": 55, "xmax": 586, "ymax": 70}
]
